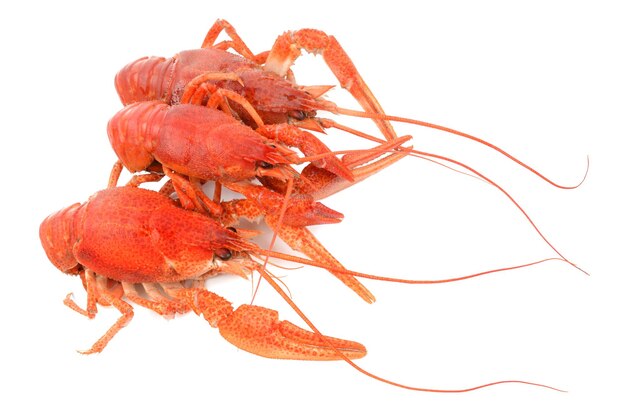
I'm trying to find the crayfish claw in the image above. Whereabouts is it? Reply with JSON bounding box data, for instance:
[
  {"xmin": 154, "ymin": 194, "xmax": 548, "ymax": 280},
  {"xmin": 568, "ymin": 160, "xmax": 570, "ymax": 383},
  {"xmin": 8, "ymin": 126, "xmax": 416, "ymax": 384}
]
[{"xmin": 218, "ymin": 304, "xmax": 366, "ymax": 361}]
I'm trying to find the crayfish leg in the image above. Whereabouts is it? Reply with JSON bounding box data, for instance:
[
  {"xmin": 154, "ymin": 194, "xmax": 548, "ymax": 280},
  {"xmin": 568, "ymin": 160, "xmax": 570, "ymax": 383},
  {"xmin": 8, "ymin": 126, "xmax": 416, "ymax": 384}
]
[
  {"xmin": 162, "ymin": 166, "xmax": 222, "ymax": 216},
  {"xmin": 69, "ymin": 271, "xmax": 135, "ymax": 355},
  {"xmin": 264, "ymin": 214, "xmax": 375, "ymax": 303},
  {"xmin": 177, "ymin": 288, "xmax": 366, "ymax": 360},
  {"xmin": 301, "ymin": 135, "xmax": 412, "ymax": 199},
  {"xmin": 264, "ymin": 29, "xmax": 398, "ymax": 142},
  {"xmin": 107, "ymin": 160, "xmax": 124, "ymax": 189},
  {"xmin": 63, "ymin": 270, "xmax": 98, "ymax": 318},
  {"xmin": 263, "ymin": 137, "xmax": 411, "ymax": 201},
  {"xmin": 78, "ymin": 296, "xmax": 134, "ymax": 355},
  {"xmin": 121, "ymin": 282, "xmax": 190, "ymax": 318},
  {"xmin": 256, "ymin": 123, "xmax": 354, "ymax": 181},
  {"xmin": 219, "ymin": 304, "xmax": 367, "ymax": 360},
  {"xmin": 202, "ymin": 19, "xmax": 268, "ymax": 64}
]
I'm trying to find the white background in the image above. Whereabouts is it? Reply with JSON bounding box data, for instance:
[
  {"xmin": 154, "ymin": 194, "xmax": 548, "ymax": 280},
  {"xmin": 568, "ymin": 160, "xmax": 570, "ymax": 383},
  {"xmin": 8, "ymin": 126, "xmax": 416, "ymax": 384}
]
[{"xmin": 2, "ymin": 1, "xmax": 624, "ymax": 413}]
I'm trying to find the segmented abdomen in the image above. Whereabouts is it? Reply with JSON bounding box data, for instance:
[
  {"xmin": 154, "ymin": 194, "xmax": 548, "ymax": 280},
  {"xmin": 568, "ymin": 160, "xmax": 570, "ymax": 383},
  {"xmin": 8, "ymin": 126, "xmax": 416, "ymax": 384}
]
[
  {"xmin": 115, "ymin": 56, "xmax": 176, "ymax": 105},
  {"xmin": 107, "ymin": 101, "xmax": 169, "ymax": 172},
  {"xmin": 39, "ymin": 201, "xmax": 86, "ymax": 274}
]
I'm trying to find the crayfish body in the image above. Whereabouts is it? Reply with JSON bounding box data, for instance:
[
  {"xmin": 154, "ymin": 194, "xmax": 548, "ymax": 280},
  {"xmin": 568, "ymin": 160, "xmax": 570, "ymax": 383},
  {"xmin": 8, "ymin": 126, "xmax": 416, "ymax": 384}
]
[{"xmin": 40, "ymin": 186, "xmax": 367, "ymax": 360}]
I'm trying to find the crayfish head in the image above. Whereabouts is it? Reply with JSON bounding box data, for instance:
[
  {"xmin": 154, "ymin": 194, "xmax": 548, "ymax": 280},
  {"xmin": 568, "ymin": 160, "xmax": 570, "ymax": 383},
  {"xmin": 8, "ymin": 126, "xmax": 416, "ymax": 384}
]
[
  {"xmin": 39, "ymin": 202, "xmax": 85, "ymax": 275},
  {"xmin": 254, "ymin": 161, "xmax": 295, "ymax": 182},
  {"xmin": 236, "ymin": 70, "xmax": 324, "ymax": 126},
  {"xmin": 207, "ymin": 226, "xmax": 260, "ymax": 280},
  {"xmin": 213, "ymin": 251, "xmax": 258, "ymax": 280},
  {"xmin": 107, "ymin": 101, "xmax": 168, "ymax": 173},
  {"xmin": 251, "ymin": 143, "xmax": 300, "ymax": 182}
]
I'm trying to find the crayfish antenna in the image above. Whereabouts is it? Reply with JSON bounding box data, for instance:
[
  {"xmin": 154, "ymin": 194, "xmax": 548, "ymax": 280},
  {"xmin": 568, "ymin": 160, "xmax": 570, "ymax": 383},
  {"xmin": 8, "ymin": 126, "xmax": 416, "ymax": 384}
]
[
  {"xmin": 252, "ymin": 176, "xmax": 295, "ymax": 304},
  {"xmin": 409, "ymin": 148, "xmax": 589, "ymax": 276},
  {"xmin": 319, "ymin": 118, "xmax": 498, "ymax": 182},
  {"xmin": 341, "ymin": 258, "xmax": 569, "ymax": 284},
  {"xmin": 310, "ymin": 119, "xmax": 588, "ymax": 276},
  {"xmin": 296, "ymin": 134, "xmax": 412, "ymax": 167},
  {"xmin": 331, "ymin": 106, "xmax": 589, "ymax": 190},
  {"xmin": 253, "ymin": 250, "xmax": 571, "ymax": 285},
  {"xmin": 255, "ymin": 263, "xmax": 565, "ymax": 393}
]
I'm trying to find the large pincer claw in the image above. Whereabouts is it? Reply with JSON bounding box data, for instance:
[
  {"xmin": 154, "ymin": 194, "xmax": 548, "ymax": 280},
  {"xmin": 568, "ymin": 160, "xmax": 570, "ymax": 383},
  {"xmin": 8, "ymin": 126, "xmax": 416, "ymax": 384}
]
[{"xmin": 218, "ymin": 304, "xmax": 366, "ymax": 361}]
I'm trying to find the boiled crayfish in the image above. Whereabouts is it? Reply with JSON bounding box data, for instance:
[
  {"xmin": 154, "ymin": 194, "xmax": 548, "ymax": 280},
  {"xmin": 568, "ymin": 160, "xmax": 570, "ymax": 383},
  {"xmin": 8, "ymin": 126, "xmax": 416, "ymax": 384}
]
[
  {"xmin": 39, "ymin": 18, "xmax": 582, "ymax": 393},
  {"xmin": 39, "ymin": 185, "xmax": 368, "ymax": 360},
  {"xmin": 39, "ymin": 182, "xmax": 561, "ymax": 392}
]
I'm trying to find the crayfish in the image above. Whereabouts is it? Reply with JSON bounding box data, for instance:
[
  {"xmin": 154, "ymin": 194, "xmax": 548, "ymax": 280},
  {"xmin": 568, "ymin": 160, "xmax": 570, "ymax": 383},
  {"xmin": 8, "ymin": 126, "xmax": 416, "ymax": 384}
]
[{"xmin": 39, "ymin": 18, "xmax": 583, "ymax": 393}]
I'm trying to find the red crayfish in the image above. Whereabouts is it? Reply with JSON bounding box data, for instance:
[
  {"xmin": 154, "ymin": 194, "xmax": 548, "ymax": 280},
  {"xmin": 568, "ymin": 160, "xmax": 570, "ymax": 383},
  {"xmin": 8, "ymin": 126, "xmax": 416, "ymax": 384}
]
[
  {"xmin": 39, "ymin": 18, "xmax": 584, "ymax": 393},
  {"xmin": 39, "ymin": 179, "xmax": 562, "ymax": 392}
]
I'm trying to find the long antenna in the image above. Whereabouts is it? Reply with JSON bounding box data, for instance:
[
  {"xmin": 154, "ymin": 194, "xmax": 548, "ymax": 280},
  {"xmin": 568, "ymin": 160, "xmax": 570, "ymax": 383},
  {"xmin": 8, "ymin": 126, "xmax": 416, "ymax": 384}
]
[
  {"xmin": 332, "ymin": 107, "xmax": 589, "ymax": 190},
  {"xmin": 255, "ymin": 265, "xmax": 565, "ymax": 393}
]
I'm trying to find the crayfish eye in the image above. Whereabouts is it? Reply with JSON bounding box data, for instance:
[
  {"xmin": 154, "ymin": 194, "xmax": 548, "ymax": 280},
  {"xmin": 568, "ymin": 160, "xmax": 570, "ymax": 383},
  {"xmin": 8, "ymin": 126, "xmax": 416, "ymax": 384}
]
[
  {"xmin": 288, "ymin": 110, "xmax": 306, "ymax": 121},
  {"xmin": 215, "ymin": 248, "xmax": 232, "ymax": 261},
  {"xmin": 226, "ymin": 227, "xmax": 237, "ymax": 233},
  {"xmin": 257, "ymin": 161, "xmax": 274, "ymax": 169}
]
